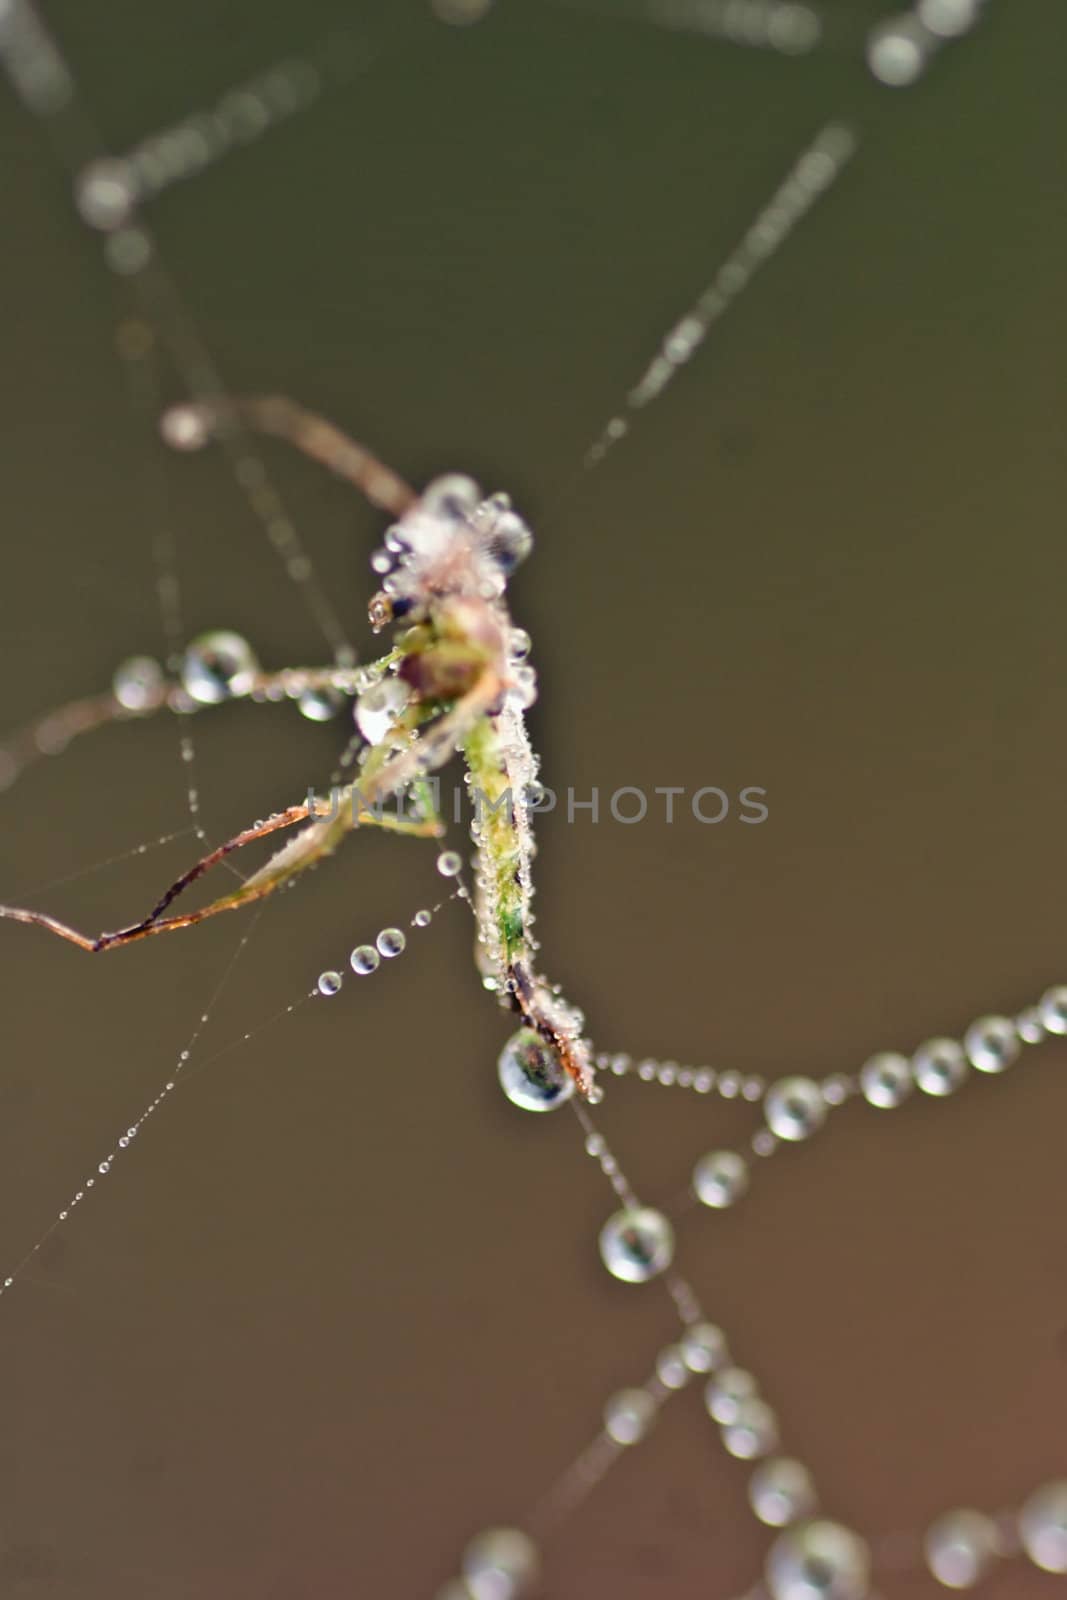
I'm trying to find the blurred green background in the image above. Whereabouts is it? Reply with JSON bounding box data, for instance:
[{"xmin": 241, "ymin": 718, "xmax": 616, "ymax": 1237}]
[{"xmin": 1, "ymin": 1, "xmax": 1066, "ymax": 1595}]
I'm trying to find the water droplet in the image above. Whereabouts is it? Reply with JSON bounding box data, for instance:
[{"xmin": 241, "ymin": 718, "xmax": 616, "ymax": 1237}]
[
  {"xmin": 376, "ymin": 927, "xmax": 406, "ymax": 959},
  {"xmin": 413, "ymin": 908, "xmax": 432, "ymax": 928},
  {"xmin": 1019, "ymin": 1481, "xmax": 1067, "ymax": 1573},
  {"xmin": 705, "ymin": 1366, "xmax": 758, "ymax": 1425},
  {"xmin": 764, "ymin": 1077, "xmax": 827, "ymax": 1141},
  {"xmin": 918, "ymin": 0, "xmax": 981, "ymax": 37},
  {"xmin": 963, "ymin": 1015, "xmax": 1019, "ymax": 1074},
  {"xmin": 749, "ymin": 1458, "xmax": 818, "ymax": 1528},
  {"xmin": 505, "ymin": 664, "xmax": 538, "ymax": 710},
  {"xmin": 486, "ymin": 510, "xmax": 533, "ymax": 574},
  {"xmin": 437, "ymin": 850, "xmax": 463, "ymax": 877},
  {"xmin": 1016, "ymin": 1007, "xmax": 1046, "ymax": 1044},
  {"xmin": 461, "ymin": 1526, "xmax": 539, "ymax": 1600},
  {"xmin": 867, "ymin": 19, "xmax": 931, "ymax": 87},
  {"xmin": 161, "ymin": 404, "xmax": 210, "ymax": 451},
  {"xmin": 354, "ymin": 677, "xmax": 409, "ymax": 744},
  {"xmin": 604, "ymin": 1387, "xmax": 656, "ymax": 1445},
  {"xmin": 497, "ymin": 1029, "xmax": 573, "ymax": 1113},
  {"xmin": 912, "ymin": 1037, "xmax": 968, "ymax": 1097},
  {"xmin": 98, "ymin": 1161, "xmax": 111, "ymax": 1175},
  {"xmin": 350, "ymin": 945, "xmax": 380, "ymax": 975},
  {"xmin": 1039, "ymin": 987, "xmax": 1067, "ymax": 1035},
  {"xmin": 598, "ymin": 1207, "xmax": 674, "ymax": 1284},
  {"xmin": 317, "ymin": 970, "xmax": 342, "ymax": 996},
  {"xmin": 655, "ymin": 1344, "xmax": 689, "ymax": 1390},
  {"xmin": 765, "ymin": 1520, "xmax": 871, "ymax": 1600},
  {"xmin": 75, "ymin": 158, "xmax": 137, "ymax": 230},
  {"xmin": 680, "ymin": 1321, "xmax": 727, "ymax": 1373},
  {"xmin": 180, "ymin": 631, "xmax": 258, "ymax": 705},
  {"xmin": 692, "ymin": 1149, "xmax": 748, "ymax": 1209},
  {"xmin": 113, "ymin": 654, "xmax": 165, "ymax": 711},
  {"xmin": 297, "ymin": 685, "xmax": 343, "ymax": 722},
  {"xmin": 924, "ymin": 1508, "xmax": 1000, "ymax": 1588},
  {"xmin": 423, "ymin": 474, "xmax": 482, "ymax": 522},
  {"xmin": 722, "ymin": 1397, "xmax": 779, "ymax": 1460},
  {"xmin": 859, "ymin": 1051, "xmax": 912, "ymax": 1109},
  {"xmin": 507, "ymin": 627, "xmax": 532, "ymax": 661}
]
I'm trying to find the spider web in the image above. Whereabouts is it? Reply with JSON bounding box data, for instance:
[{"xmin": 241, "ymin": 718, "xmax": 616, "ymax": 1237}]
[{"xmin": 1, "ymin": 2, "xmax": 1066, "ymax": 1597}]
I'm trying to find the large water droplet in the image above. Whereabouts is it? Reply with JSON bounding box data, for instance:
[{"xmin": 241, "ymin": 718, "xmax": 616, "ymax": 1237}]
[
  {"xmin": 764, "ymin": 1077, "xmax": 827, "ymax": 1141},
  {"xmin": 693, "ymin": 1149, "xmax": 748, "ymax": 1208},
  {"xmin": 498, "ymin": 1028, "xmax": 573, "ymax": 1113},
  {"xmin": 598, "ymin": 1206, "xmax": 674, "ymax": 1283},
  {"xmin": 765, "ymin": 1520, "xmax": 871, "ymax": 1600},
  {"xmin": 962, "ymin": 1015, "xmax": 1018, "ymax": 1074},
  {"xmin": 867, "ymin": 18, "xmax": 931, "ymax": 86},
  {"xmin": 859, "ymin": 1051, "xmax": 912, "ymax": 1109},
  {"xmin": 180, "ymin": 631, "xmax": 258, "ymax": 705},
  {"xmin": 912, "ymin": 1037, "xmax": 968, "ymax": 1097}
]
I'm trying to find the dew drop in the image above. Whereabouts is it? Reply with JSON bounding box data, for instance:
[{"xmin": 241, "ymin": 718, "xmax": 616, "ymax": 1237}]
[
  {"xmin": 598, "ymin": 1206, "xmax": 674, "ymax": 1284},
  {"xmin": 376, "ymin": 927, "xmax": 406, "ymax": 959},
  {"xmin": 437, "ymin": 850, "xmax": 463, "ymax": 877},
  {"xmin": 604, "ymin": 1387, "xmax": 656, "ymax": 1445},
  {"xmin": 763, "ymin": 1077, "xmax": 827, "ymax": 1141},
  {"xmin": 749, "ymin": 1457, "xmax": 818, "ymax": 1529},
  {"xmin": 693, "ymin": 1149, "xmax": 748, "ymax": 1209},
  {"xmin": 912, "ymin": 1037, "xmax": 968, "ymax": 1097},
  {"xmin": 413, "ymin": 908, "xmax": 432, "ymax": 928},
  {"xmin": 963, "ymin": 1015, "xmax": 1019, "ymax": 1074},
  {"xmin": 113, "ymin": 654, "xmax": 165, "ymax": 711},
  {"xmin": 75, "ymin": 158, "xmax": 137, "ymax": 230},
  {"xmin": 705, "ymin": 1366, "xmax": 758, "ymax": 1425},
  {"xmin": 680, "ymin": 1321, "xmax": 727, "ymax": 1374},
  {"xmin": 1019, "ymin": 1481, "xmax": 1067, "ymax": 1573},
  {"xmin": 765, "ymin": 1519, "xmax": 871, "ymax": 1600},
  {"xmin": 497, "ymin": 1028, "xmax": 573, "ymax": 1113},
  {"xmin": 461, "ymin": 1527, "xmax": 539, "ymax": 1600},
  {"xmin": 721, "ymin": 1397, "xmax": 779, "ymax": 1460},
  {"xmin": 1040, "ymin": 987, "xmax": 1067, "ymax": 1035},
  {"xmin": 867, "ymin": 17, "xmax": 931, "ymax": 86},
  {"xmin": 924, "ymin": 1508, "xmax": 999, "ymax": 1588},
  {"xmin": 297, "ymin": 685, "xmax": 343, "ymax": 722},
  {"xmin": 160, "ymin": 404, "xmax": 210, "ymax": 451},
  {"xmin": 859, "ymin": 1051, "xmax": 912, "ymax": 1109},
  {"xmin": 180, "ymin": 631, "xmax": 258, "ymax": 705},
  {"xmin": 350, "ymin": 945, "xmax": 380, "ymax": 976},
  {"xmin": 317, "ymin": 970, "xmax": 343, "ymax": 996}
]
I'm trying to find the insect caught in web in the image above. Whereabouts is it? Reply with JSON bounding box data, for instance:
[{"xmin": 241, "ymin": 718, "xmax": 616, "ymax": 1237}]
[
  {"xmin": 5, "ymin": 3, "xmax": 1067, "ymax": 1597},
  {"xmin": 0, "ymin": 391, "xmax": 596, "ymax": 1103}
]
